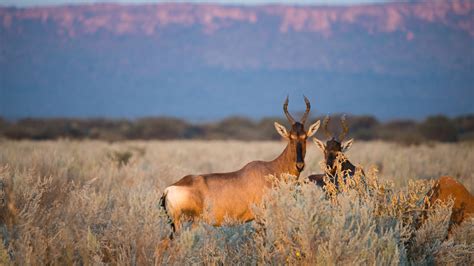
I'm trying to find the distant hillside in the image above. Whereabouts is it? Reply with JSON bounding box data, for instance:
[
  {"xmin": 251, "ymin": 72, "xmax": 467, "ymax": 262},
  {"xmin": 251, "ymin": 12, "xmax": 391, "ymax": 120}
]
[{"xmin": 1, "ymin": 1, "xmax": 473, "ymax": 119}]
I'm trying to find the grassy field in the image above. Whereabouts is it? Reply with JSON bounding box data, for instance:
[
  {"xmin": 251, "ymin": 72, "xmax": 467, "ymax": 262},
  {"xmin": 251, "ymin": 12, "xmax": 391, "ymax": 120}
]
[{"xmin": 0, "ymin": 140, "xmax": 473, "ymax": 264}]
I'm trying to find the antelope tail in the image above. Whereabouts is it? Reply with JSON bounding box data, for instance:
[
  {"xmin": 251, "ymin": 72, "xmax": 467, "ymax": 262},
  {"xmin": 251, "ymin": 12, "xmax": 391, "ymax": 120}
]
[{"xmin": 159, "ymin": 191, "xmax": 176, "ymax": 240}]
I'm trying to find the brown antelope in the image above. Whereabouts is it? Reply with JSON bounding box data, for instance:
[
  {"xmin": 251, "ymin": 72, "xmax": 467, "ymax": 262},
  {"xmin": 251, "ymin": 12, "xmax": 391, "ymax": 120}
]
[
  {"xmin": 160, "ymin": 97, "xmax": 320, "ymax": 234},
  {"xmin": 424, "ymin": 176, "xmax": 474, "ymax": 231},
  {"xmin": 308, "ymin": 115, "xmax": 359, "ymax": 188}
]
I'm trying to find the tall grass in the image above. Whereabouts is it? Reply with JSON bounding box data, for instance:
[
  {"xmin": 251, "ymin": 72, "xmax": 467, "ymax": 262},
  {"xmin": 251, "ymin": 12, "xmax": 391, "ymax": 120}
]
[{"xmin": 0, "ymin": 140, "xmax": 473, "ymax": 264}]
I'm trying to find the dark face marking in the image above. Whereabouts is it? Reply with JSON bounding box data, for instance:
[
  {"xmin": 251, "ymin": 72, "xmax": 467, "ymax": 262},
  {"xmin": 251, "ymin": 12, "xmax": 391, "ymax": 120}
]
[
  {"xmin": 325, "ymin": 138, "xmax": 342, "ymax": 168},
  {"xmin": 289, "ymin": 122, "xmax": 307, "ymax": 172},
  {"xmin": 296, "ymin": 142, "xmax": 304, "ymax": 171}
]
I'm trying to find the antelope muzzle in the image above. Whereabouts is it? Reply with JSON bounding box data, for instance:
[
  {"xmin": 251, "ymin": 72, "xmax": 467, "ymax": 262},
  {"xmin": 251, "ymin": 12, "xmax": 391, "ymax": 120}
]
[{"xmin": 296, "ymin": 142, "xmax": 305, "ymax": 172}]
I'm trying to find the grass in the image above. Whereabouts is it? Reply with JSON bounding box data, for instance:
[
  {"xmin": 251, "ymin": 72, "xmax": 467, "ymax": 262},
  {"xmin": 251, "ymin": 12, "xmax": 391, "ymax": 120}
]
[{"xmin": 0, "ymin": 139, "xmax": 473, "ymax": 264}]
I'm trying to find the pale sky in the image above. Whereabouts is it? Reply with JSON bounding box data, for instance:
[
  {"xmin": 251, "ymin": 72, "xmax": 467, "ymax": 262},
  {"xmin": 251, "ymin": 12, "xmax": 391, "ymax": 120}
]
[{"xmin": 1, "ymin": 0, "xmax": 394, "ymax": 7}]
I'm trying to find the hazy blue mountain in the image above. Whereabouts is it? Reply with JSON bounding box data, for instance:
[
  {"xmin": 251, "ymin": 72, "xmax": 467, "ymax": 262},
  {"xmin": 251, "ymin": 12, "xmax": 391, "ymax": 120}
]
[{"xmin": 1, "ymin": 1, "xmax": 473, "ymax": 120}]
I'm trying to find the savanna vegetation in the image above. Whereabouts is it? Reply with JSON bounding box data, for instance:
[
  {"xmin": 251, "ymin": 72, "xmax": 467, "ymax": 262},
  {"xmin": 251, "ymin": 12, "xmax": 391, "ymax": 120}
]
[
  {"xmin": 0, "ymin": 139, "xmax": 473, "ymax": 264},
  {"xmin": 1, "ymin": 114, "xmax": 474, "ymax": 144}
]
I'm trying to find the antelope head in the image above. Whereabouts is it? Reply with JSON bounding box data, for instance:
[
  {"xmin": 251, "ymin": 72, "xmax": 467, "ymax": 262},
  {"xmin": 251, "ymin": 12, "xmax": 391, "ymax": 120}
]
[
  {"xmin": 313, "ymin": 115, "xmax": 354, "ymax": 169},
  {"xmin": 274, "ymin": 96, "xmax": 320, "ymax": 173}
]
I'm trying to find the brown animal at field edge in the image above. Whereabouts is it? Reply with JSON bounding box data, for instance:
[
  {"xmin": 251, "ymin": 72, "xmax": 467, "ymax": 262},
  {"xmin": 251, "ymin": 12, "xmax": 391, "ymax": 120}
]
[{"xmin": 425, "ymin": 175, "xmax": 474, "ymax": 230}]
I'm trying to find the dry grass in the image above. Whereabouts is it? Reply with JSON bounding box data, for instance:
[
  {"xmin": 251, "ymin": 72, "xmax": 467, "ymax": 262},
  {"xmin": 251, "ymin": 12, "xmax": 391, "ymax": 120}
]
[{"xmin": 0, "ymin": 139, "xmax": 473, "ymax": 265}]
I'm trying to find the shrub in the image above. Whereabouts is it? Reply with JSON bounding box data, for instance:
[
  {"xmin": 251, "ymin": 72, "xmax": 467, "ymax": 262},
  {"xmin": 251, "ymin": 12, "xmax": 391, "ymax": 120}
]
[
  {"xmin": 376, "ymin": 120, "xmax": 423, "ymax": 145},
  {"xmin": 0, "ymin": 140, "xmax": 473, "ymax": 264},
  {"xmin": 419, "ymin": 115, "xmax": 458, "ymax": 142}
]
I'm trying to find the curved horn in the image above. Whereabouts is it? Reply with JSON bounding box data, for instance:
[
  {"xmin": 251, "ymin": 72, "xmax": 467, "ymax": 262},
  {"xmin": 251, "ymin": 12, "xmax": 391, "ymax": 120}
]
[
  {"xmin": 283, "ymin": 96, "xmax": 296, "ymax": 125},
  {"xmin": 322, "ymin": 115, "xmax": 332, "ymax": 138},
  {"xmin": 339, "ymin": 115, "xmax": 349, "ymax": 141},
  {"xmin": 300, "ymin": 95, "xmax": 311, "ymax": 124}
]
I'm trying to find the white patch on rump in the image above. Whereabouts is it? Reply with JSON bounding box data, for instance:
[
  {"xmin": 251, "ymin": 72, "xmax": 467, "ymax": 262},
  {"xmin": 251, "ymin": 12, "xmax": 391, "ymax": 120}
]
[{"xmin": 164, "ymin": 186, "xmax": 191, "ymax": 216}]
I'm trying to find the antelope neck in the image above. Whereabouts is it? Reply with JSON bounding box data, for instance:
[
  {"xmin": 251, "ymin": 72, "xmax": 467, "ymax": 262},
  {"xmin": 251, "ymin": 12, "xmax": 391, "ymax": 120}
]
[{"xmin": 270, "ymin": 143, "xmax": 301, "ymax": 176}]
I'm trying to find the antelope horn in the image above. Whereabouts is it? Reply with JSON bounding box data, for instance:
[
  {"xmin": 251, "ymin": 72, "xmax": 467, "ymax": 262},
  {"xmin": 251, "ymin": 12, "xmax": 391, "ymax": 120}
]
[
  {"xmin": 322, "ymin": 115, "xmax": 332, "ymax": 138},
  {"xmin": 300, "ymin": 95, "xmax": 311, "ymax": 124},
  {"xmin": 283, "ymin": 96, "xmax": 296, "ymax": 125},
  {"xmin": 339, "ymin": 115, "xmax": 349, "ymax": 141}
]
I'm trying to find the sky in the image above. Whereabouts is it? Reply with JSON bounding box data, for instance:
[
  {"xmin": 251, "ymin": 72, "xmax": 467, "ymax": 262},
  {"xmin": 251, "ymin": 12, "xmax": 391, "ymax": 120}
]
[{"xmin": 1, "ymin": 0, "xmax": 393, "ymax": 7}]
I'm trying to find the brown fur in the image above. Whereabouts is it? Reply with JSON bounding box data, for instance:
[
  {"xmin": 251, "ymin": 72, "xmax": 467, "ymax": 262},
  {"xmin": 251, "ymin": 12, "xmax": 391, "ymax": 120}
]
[
  {"xmin": 162, "ymin": 97, "xmax": 320, "ymax": 231},
  {"xmin": 426, "ymin": 176, "xmax": 474, "ymax": 228},
  {"xmin": 164, "ymin": 142, "xmax": 306, "ymax": 229},
  {"xmin": 307, "ymin": 173, "xmax": 326, "ymax": 187}
]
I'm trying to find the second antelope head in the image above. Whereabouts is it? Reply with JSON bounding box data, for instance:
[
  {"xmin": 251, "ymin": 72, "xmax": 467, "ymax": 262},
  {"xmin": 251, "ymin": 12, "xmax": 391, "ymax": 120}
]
[
  {"xmin": 313, "ymin": 115, "xmax": 354, "ymax": 173},
  {"xmin": 274, "ymin": 96, "xmax": 320, "ymax": 173}
]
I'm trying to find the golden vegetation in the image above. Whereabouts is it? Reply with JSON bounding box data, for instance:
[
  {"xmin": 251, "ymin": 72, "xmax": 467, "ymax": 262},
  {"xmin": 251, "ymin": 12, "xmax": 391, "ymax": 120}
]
[{"xmin": 0, "ymin": 140, "xmax": 473, "ymax": 264}]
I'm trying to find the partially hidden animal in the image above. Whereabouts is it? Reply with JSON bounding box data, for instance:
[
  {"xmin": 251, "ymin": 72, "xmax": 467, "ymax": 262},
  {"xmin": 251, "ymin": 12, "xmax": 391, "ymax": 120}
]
[
  {"xmin": 425, "ymin": 176, "xmax": 474, "ymax": 230},
  {"xmin": 308, "ymin": 115, "xmax": 360, "ymax": 188}
]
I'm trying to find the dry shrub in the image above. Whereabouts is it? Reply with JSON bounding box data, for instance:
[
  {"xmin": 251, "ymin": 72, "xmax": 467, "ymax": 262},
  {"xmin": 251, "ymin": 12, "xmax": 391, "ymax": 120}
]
[
  {"xmin": 161, "ymin": 222, "xmax": 256, "ymax": 265},
  {"xmin": 436, "ymin": 217, "xmax": 474, "ymax": 265},
  {"xmin": 408, "ymin": 200, "xmax": 452, "ymax": 265},
  {"xmin": 0, "ymin": 140, "xmax": 473, "ymax": 265},
  {"xmin": 252, "ymin": 174, "xmax": 401, "ymax": 265},
  {"xmin": 250, "ymin": 167, "xmax": 471, "ymax": 265},
  {"xmin": 0, "ymin": 142, "xmax": 169, "ymax": 265}
]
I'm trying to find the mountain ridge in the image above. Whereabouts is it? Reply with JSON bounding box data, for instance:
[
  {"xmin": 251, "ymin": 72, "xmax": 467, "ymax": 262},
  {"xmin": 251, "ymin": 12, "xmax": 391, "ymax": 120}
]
[
  {"xmin": 1, "ymin": 1, "xmax": 473, "ymax": 119},
  {"xmin": 1, "ymin": 1, "xmax": 472, "ymax": 36}
]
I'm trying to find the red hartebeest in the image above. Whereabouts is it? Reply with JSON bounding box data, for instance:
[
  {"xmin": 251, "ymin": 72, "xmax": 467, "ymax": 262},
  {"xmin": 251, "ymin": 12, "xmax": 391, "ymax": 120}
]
[
  {"xmin": 425, "ymin": 176, "xmax": 474, "ymax": 231},
  {"xmin": 160, "ymin": 97, "xmax": 320, "ymax": 234},
  {"xmin": 308, "ymin": 115, "xmax": 359, "ymax": 188}
]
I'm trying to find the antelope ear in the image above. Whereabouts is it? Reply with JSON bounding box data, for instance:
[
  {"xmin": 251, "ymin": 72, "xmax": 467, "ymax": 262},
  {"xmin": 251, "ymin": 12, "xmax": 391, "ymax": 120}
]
[
  {"xmin": 312, "ymin": 138, "xmax": 325, "ymax": 153},
  {"xmin": 342, "ymin": 138, "xmax": 354, "ymax": 152},
  {"xmin": 306, "ymin": 120, "xmax": 320, "ymax": 137},
  {"xmin": 274, "ymin": 122, "xmax": 289, "ymax": 139}
]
